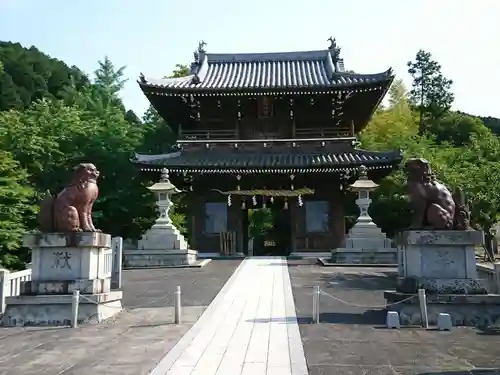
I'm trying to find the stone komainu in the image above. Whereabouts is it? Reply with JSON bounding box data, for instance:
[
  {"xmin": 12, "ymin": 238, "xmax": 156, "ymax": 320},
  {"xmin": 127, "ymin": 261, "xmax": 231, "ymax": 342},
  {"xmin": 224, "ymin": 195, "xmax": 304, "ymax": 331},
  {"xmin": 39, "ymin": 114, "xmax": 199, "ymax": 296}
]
[
  {"xmin": 38, "ymin": 163, "xmax": 101, "ymax": 233},
  {"xmin": 405, "ymin": 158, "xmax": 471, "ymax": 230}
]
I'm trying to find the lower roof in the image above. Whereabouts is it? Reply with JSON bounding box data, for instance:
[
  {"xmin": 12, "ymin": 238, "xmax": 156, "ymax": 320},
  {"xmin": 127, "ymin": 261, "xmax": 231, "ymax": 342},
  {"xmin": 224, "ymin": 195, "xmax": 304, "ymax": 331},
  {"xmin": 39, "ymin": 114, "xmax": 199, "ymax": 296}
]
[{"xmin": 131, "ymin": 148, "xmax": 402, "ymax": 174}]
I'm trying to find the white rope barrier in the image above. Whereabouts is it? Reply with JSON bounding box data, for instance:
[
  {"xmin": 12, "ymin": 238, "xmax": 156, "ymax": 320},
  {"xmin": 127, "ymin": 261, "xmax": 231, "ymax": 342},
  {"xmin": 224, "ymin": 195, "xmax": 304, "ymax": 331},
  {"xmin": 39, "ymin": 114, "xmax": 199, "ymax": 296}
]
[
  {"xmin": 72, "ymin": 286, "xmax": 183, "ymax": 328},
  {"xmin": 312, "ymin": 286, "xmax": 422, "ymax": 324}
]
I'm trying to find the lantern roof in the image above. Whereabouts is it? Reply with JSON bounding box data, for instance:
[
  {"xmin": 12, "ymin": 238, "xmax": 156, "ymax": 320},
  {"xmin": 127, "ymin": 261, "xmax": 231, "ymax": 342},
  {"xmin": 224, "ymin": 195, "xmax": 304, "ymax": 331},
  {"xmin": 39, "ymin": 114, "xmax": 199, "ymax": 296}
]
[
  {"xmin": 148, "ymin": 168, "xmax": 181, "ymax": 194},
  {"xmin": 349, "ymin": 165, "xmax": 378, "ymax": 191}
]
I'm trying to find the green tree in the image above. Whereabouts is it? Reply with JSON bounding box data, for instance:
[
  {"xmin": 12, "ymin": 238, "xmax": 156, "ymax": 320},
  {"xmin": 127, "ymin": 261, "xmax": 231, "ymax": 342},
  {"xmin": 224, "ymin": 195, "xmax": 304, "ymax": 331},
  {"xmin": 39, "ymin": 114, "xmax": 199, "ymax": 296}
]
[
  {"xmin": 361, "ymin": 114, "xmax": 440, "ymax": 236},
  {"xmin": 388, "ymin": 79, "xmax": 408, "ymax": 108},
  {"xmin": 94, "ymin": 56, "xmax": 127, "ymax": 95},
  {"xmin": 428, "ymin": 112, "xmax": 490, "ymax": 146},
  {"xmin": 170, "ymin": 64, "xmax": 190, "ymax": 78},
  {"xmin": 0, "ymin": 151, "xmax": 36, "ymax": 269},
  {"xmin": 407, "ymin": 50, "xmax": 454, "ymax": 132},
  {"xmin": 0, "ymin": 99, "xmax": 157, "ymax": 241},
  {"xmin": 0, "ymin": 41, "xmax": 88, "ymax": 110},
  {"xmin": 140, "ymin": 106, "xmax": 176, "ymax": 153}
]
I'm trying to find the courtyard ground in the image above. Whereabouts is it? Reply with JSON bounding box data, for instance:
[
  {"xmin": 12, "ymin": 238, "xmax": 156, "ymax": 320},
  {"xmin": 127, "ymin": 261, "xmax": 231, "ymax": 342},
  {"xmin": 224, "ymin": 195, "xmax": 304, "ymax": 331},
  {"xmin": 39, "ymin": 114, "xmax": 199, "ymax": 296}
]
[
  {"xmin": 0, "ymin": 260, "xmax": 241, "ymax": 375},
  {"xmin": 1, "ymin": 258, "xmax": 499, "ymax": 375},
  {"xmin": 288, "ymin": 259, "xmax": 500, "ymax": 375}
]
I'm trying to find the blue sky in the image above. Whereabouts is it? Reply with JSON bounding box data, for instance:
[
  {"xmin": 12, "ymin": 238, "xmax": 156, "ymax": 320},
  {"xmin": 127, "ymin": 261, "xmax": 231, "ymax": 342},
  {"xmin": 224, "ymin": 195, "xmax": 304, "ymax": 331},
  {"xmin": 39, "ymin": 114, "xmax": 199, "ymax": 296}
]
[{"xmin": 1, "ymin": 0, "xmax": 499, "ymax": 118}]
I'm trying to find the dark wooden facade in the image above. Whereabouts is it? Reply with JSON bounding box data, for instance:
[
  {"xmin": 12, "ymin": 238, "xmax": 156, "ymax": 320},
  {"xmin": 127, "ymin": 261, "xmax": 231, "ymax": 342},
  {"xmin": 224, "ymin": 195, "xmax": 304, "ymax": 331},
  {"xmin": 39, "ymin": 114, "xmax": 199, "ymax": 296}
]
[{"xmin": 133, "ymin": 39, "xmax": 403, "ymax": 255}]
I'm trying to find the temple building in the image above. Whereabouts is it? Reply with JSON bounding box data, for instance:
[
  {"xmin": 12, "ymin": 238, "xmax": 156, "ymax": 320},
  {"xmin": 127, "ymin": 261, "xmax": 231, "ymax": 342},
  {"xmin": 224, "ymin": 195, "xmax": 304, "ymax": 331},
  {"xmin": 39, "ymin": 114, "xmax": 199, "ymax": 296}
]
[{"xmin": 131, "ymin": 38, "xmax": 402, "ymax": 257}]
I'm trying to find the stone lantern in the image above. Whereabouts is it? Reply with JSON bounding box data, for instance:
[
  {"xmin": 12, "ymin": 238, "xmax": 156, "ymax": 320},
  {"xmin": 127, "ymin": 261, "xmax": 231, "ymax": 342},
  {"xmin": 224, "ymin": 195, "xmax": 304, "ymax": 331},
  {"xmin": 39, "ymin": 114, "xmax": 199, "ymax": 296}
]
[
  {"xmin": 148, "ymin": 168, "xmax": 181, "ymax": 228},
  {"xmin": 124, "ymin": 168, "xmax": 198, "ymax": 267},
  {"xmin": 330, "ymin": 165, "xmax": 396, "ymax": 265},
  {"xmin": 349, "ymin": 165, "xmax": 378, "ymax": 224}
]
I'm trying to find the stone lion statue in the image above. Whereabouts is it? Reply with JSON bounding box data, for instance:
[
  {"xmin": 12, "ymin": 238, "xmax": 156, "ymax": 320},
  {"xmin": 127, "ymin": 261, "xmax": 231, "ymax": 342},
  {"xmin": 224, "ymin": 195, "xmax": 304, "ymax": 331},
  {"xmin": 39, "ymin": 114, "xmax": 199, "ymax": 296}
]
[
  {"xmin": 39, "ymin": 163, "xmax": 101, "ymax": 233},
  {"xmin": 405, "ymin": 158, "xmax": 470, "ymax": 230}
]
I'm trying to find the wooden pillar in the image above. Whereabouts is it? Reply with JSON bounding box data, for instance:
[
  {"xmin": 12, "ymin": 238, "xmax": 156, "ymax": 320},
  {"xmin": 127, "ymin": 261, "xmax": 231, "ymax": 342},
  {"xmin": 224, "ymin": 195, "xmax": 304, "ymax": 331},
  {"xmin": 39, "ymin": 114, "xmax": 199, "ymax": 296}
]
[
  {"xmin": 227, "ymin": 198, "xmax": 244, "ymax": 255},
  {"xmin": 242, "ymin": 207, "xmax": 249, "ymax": 255},
  {"xmin": 330, "ymin": 191, "xmax": 346, "ymax": 248},
  {"xmin": 289, "ymin": 199, "xmax": 298, "ymax": 253},
  {"xmin": 235, "ymin": 196, "xmax": 244, "ymax": 254},
  {"xmin": 188, "ymin": 193, "xmax": 198, "ymax": 250}
]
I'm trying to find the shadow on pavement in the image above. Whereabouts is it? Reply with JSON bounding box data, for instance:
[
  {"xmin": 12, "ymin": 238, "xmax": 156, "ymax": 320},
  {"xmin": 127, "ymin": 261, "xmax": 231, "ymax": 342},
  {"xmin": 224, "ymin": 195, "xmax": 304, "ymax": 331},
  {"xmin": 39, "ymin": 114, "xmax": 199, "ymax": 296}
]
[
  {"xmin": 247, "ymin": 316, "xmax": 313, "ymax": 324},
  {"xmin": 319, "ymin": 310, "xmax": 386, "ymax": 325},
  {"xmin": 319, "ymin": 272, "xmax": 397, "ymax": 291},
  {"xmin": 418, "ymin": 370, "xmax": 500, "ymax": 375},
  {"xmin": 476, "ymin": 326, "xmax": 500, "ymax": 336}
]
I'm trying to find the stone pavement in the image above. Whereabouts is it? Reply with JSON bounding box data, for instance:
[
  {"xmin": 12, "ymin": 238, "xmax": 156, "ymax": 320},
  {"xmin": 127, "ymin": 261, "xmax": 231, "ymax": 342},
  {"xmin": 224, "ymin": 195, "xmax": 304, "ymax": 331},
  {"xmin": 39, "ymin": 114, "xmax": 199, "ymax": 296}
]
[
  {"xmin": 288, "ymin": 260, "xmax": 500, "ymax": 375},
  {"xmin": 150, "ymin": 257, "xmax": 308, "ymax": 375},
  {"xmin": 0, "ymin": 260, "xmax": 242, "ymax": 375}
]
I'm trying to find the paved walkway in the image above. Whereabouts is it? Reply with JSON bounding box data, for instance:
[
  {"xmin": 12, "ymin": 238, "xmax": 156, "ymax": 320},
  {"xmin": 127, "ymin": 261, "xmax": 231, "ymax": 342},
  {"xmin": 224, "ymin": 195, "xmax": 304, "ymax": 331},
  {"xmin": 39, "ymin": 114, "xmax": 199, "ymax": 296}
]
[{"xmin": 150, "ymin": 257, "xmax": 308, "ymax": 375}]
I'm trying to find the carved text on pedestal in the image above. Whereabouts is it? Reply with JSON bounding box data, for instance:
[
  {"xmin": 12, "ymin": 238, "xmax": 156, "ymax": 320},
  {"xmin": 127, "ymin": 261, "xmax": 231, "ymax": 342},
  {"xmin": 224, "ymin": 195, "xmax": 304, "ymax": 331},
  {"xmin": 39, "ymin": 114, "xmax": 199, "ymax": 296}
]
[{"xmin": 52, "ymin": 251, "xmax": 72, "ymax": 269}]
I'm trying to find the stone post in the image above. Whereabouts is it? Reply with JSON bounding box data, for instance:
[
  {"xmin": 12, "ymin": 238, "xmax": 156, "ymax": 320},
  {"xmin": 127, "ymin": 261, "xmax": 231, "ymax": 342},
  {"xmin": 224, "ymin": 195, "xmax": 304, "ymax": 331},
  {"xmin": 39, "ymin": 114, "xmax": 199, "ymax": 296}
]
[
  {"xmin": 111, "ymin": 237, "xmax": 123, "ymax": 289},
  {"xmin": 494, "ymin": 262, "xmax": 500, "ymax": 294},
  {"xmin": 0, "ymin": 269, "xmax": 10, "ymax": 314}
]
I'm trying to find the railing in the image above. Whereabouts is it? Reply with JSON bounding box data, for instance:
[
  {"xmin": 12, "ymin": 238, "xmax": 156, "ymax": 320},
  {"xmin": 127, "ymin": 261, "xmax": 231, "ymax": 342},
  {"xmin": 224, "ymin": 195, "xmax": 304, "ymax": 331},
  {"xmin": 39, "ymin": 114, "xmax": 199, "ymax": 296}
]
[
  {"xmin": 294, "ymin": 127, "xmax": 353, "ymax": 138},
  {"xmin": 477, "ymin": 263, "xmax": 500, "ymax": 293},
  {"xmin": 181, "ymin": 129, "xmax": 237, "ymax": 140},
  {"xmin": 179, "ymin": 127, "xmax": 355, "ymax": 142},
  {"xmin": 0, "ymin": 268, "xmax": 32, "ymax": 313},
  {"xmin": 295, "ymin": 234, "xmax": 332, "ymax": 252}
]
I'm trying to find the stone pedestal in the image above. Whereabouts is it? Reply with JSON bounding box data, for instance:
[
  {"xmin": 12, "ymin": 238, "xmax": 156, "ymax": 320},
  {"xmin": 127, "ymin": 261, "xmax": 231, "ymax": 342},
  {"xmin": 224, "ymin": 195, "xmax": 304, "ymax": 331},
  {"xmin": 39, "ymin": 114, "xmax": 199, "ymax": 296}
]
[
  {"xmin": 2, "ymin": 232, "xmax": 123, "ymax": 326},
  {"xmin": 331, "ymin": 219, "xmax": 396, "ymax": 264},
  {"xmin": 384, "ymin": 230, "xmax": 500, "ymax": 327},
  {"xmin": 330, "ymin": 197, "xmax": 396, "ymax": 265},
  {"xmin": 395, "ymin": 230, "xmax": 485, "ymax": 294},
  {"xmin": 123, "ymin": 223, "xmax": 199, "ymax": 268}
]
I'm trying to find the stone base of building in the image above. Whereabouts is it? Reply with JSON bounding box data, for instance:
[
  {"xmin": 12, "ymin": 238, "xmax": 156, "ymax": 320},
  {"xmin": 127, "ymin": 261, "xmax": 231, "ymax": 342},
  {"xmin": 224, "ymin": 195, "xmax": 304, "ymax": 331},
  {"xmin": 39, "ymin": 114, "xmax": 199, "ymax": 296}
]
[
  {"xmin": 288, "ymin": 252, "xmax": 331, "ymax": 260},
  {"xmin": 2, "ymin": 291, "xmax": 123, "ymax": 326},
  {"xmin": 327, "ymin": 248, "xmax": 397, "ymax": 265},
  {"xmin": 123, "ymin": 249, "xmax": 205, "ymax": 268},
  {"xmin": 384, "ymin": 291, "xmax": 500, "ymax": 326}
]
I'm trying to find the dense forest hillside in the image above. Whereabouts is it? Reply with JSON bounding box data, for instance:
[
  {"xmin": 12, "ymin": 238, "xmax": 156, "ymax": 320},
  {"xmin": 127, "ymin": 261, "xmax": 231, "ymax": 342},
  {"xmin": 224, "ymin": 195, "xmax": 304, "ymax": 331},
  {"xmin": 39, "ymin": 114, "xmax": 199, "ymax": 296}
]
[
  {"xmin": 460, "ymin": 112, "xmax": 500, "ymax": 136},
  {"xmin": 0, "ymin": 42, "xmax": 89, "ymax": 110},
  {"xmin": 1, "ymin": 41, "xmax": 500, "ymax": 269},
  {"xmin": 0, "ymin": 42, "xmax": 141, "ymax": 123}
]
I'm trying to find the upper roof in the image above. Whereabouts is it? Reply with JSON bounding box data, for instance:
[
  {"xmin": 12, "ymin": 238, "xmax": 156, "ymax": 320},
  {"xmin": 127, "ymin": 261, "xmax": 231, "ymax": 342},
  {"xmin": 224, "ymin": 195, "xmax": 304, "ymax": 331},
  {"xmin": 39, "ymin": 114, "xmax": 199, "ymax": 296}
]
[{"xmin": 139, "ymin": 39, "xmax": 393, "ymax": 93}]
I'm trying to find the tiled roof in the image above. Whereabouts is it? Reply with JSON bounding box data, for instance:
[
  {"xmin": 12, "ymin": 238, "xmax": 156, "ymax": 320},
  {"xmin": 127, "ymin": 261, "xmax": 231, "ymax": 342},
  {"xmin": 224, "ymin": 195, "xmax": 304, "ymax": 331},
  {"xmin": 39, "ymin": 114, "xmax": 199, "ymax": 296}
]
[
  {"xmin": 132, "ymin": 149, "xmax": 402, "ymax": 173},
  {"xmin": 139, "ymin": 50, "xmax": 393, "ymax": 92}
]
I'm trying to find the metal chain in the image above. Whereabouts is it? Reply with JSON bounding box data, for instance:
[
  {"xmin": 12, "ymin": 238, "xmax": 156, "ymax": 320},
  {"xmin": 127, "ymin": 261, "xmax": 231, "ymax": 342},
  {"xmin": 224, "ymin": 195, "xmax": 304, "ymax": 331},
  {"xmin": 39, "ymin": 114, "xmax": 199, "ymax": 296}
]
[{"xmin": 319, "ymin": 289, "xmax": 416, "ymax": 309}]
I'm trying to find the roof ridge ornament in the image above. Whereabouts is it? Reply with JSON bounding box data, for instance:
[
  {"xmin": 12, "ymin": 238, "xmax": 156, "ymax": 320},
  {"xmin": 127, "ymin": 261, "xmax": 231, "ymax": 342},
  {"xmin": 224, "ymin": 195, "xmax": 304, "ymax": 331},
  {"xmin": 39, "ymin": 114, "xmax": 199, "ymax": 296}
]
[
  {"xmin": 327, "ymin": 36, "xmax": 342, "ymax": 72},
  {"xmin": 198, "ymin": 40, "xmax": 207, "ymax": 54},
  {"xmin": 191, "ymin": 40, "xmax": 207, "ymax": 84}
]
